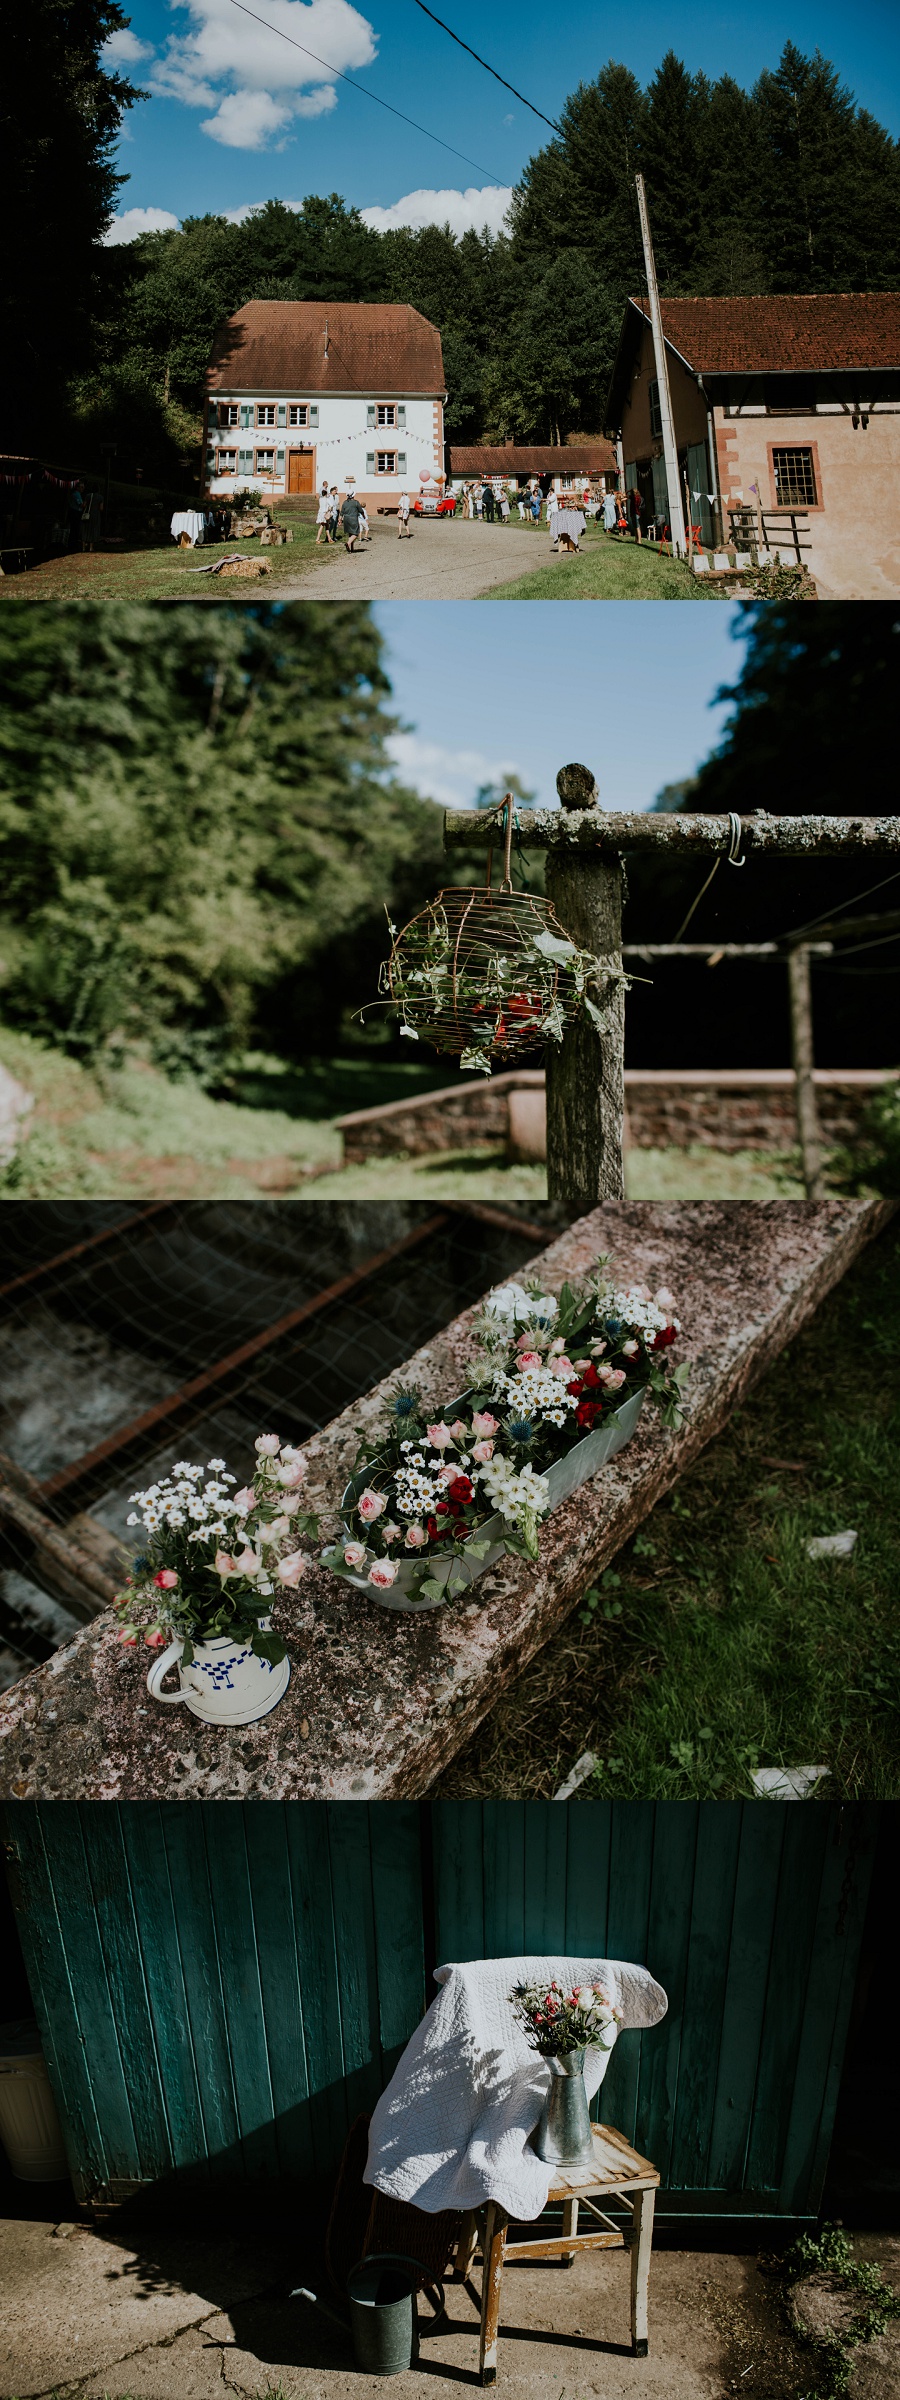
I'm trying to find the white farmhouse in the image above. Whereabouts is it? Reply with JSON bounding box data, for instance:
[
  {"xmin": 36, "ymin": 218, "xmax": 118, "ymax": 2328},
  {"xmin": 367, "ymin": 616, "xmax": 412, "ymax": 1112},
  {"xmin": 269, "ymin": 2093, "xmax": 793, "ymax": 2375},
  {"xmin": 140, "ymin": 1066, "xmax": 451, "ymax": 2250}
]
[{"xmin": 204, "ymin": 300, "xmax": 446, "ymax": 508}]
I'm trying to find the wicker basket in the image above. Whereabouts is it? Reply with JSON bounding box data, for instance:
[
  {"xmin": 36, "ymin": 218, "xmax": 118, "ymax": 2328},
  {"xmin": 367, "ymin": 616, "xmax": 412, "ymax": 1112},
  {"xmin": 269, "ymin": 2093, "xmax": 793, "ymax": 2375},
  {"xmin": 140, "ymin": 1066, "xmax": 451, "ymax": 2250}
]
[{"xmin": 384, "ymin": 797, "xmax": 586, "ymax": 1069}]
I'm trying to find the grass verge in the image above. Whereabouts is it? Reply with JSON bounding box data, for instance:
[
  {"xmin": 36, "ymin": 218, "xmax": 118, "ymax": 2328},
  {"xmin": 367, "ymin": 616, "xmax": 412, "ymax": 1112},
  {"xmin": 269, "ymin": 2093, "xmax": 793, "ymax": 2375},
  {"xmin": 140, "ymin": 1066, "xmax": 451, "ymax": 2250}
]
[
  {"xmin": 482, "ymin": 528, "xmax": 714, "ymax": 599},
  {"xmin": 433, "ymin": 1212, "xmax": 900, "ymax": 1801},
  {"xmin": 0, "ymin": 522, "xmax": 327, "ymax": 603}
]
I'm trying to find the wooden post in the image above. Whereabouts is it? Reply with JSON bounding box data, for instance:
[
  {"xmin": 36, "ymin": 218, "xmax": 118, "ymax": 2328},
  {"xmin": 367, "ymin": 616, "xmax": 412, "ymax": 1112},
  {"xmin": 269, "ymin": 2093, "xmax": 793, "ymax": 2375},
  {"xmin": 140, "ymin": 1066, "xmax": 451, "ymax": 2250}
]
[
  {"xmin": 630, "ymin": 2186, "xmax": 655, "ymax": 2356},
  {"xmin": 787, "ymin": 942, "xmax": 824, "ymax": 1199},
  {"xmin": 545, "ymin": 847, "xmax": 626, "ymax": 1207}
]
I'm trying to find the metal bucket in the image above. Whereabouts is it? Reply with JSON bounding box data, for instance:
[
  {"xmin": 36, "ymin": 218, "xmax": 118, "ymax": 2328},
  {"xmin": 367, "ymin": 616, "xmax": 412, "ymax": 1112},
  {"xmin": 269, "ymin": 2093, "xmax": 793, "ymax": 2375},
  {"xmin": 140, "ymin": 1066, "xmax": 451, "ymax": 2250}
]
[{"xmin": 347, "ymin": 2253, "xmax": 421, "ymax": 2376}]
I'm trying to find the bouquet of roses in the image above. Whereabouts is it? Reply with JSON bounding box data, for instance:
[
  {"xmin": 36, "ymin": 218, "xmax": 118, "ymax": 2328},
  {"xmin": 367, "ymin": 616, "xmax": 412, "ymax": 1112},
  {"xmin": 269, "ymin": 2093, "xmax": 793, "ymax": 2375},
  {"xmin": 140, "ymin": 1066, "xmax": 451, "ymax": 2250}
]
[
  {"xmin": 466, "ymin": 1269, "xmax": 688, "ymax": 1448},
  {"xmin": 326, "ymin": 1387, "xmax": 552, "ymax": 1599},
  {"xmin": 510, "ymin": 1976, "xmax": 624, "ymax": 2059},
  {"xmin": 113, "ymin": 1436, "xmax": 319, "ymax": 1668}
]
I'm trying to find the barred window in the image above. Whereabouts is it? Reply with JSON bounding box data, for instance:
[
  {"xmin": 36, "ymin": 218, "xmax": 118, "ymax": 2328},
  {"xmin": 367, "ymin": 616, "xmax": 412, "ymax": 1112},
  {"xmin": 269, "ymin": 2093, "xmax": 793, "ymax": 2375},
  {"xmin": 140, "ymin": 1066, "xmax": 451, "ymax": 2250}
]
[
  {"xmin": 772, "ymin": 447, "xmax": 817, "ymax": 505},
  {"xmin": 256, "ymin": 403, "xmax": 277, "ymax": 427},
  {"xmin": 288, "ymin": 403, "xmax": 308, "ymax": 427},
  {"xmin": 376, "ymin": 451, "xmax": 397, "ymax": 474}
]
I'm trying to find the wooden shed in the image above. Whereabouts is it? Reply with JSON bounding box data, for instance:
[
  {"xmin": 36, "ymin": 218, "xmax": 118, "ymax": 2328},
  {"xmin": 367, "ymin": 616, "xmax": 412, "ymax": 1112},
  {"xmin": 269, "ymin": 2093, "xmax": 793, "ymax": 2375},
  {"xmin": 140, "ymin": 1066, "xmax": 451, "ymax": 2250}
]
[{"xmin": 0, "ymin": 1801, "xmax": 881, "ymax": 2223}]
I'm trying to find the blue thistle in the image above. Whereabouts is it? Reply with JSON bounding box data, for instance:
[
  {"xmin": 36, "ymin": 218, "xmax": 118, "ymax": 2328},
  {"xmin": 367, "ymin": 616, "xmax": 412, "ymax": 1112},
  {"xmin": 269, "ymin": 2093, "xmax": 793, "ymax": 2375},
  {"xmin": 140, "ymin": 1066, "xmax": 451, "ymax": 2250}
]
[
  {"xmin": 508, "ymin": 1416, "xmax": 535, "ymax": 1445},
  {"xmin": 133, "ymin": 1554, "xmax": 150, "ymax": 1572},
  {"xmin": 391, "ymin": 1389, "xmax": 419, "ymax": 1420},
  {"xmin": 604, "ymin": 1317, "xmax": 624, "ymax": 1343}
]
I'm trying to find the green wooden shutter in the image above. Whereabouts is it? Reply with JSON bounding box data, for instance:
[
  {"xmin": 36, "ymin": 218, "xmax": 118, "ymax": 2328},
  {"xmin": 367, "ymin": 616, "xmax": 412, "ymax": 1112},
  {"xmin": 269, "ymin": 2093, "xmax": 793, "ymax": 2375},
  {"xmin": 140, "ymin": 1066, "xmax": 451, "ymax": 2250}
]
[
  {"xmin": 310, "ymin": 405, "xmax": 318, "ymax": 428},
  {"xmin": 397, "ymin": 405, "xmax": 406, "ymax": 430},
  {"xmin": 366, "ymin": 451, "xmax": 375, "ymax": 474},
  {"xmin": 397, "ymin": 452, "xmax": 406, "ymax": 475}
]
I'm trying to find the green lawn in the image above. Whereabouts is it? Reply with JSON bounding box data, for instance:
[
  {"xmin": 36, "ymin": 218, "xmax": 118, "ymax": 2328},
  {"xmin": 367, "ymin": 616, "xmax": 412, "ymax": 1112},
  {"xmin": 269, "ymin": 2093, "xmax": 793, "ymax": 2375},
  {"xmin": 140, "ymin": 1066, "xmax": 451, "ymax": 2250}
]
[
  {"xmin": 0, "ymin": 520, "xmax": 328, "ymax": 602},
  {"xmin": 483, "ymin": 524, "xmax": 715, "ymax": 600},
  {"xmin": 0, "ymin": 1025, "xmax": 815, "ymax": 1201},
  {"xmin": 434, "ymin": 1213, "xmax": 900, "ymax": 1801}
]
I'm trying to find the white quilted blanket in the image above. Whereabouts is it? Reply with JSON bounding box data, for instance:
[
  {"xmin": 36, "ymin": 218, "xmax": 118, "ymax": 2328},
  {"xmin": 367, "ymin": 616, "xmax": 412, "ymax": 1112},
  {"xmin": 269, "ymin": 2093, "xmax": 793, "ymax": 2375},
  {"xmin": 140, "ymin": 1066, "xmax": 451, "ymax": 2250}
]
[{"xmin": 365, "ymin": 1953, "xmax": 667, "ymax": 2221}]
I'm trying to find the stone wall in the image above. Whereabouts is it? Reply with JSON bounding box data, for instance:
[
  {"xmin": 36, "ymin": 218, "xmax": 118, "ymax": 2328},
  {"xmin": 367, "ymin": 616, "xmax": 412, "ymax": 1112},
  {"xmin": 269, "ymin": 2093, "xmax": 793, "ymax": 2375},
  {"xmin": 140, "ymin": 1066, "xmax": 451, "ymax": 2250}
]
[{"xmin": 337, "ymin": 1068, "xmax": 894, "ymax": 1165}]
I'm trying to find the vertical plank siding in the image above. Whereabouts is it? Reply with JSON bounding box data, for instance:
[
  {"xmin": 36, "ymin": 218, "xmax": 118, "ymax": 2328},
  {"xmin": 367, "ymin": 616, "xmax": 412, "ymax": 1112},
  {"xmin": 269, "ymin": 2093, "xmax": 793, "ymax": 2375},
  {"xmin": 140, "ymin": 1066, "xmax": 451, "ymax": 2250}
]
[{"xmin": 1, "ymin": 1801, "xmax": 878, "ymax": 2215}]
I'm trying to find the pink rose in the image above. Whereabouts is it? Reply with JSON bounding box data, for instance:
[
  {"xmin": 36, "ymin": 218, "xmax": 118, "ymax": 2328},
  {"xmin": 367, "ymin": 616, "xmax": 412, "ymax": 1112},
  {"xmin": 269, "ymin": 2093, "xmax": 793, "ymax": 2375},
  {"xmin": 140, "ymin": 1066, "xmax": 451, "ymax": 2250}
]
[
  {"xmin": 144, "ymin": 1630, "xmax": 166, "ymax": 1647},
  {"xmin": 472, "ymin": 1411, "xmax": 499, "ymax": 1437},
  {"xmin": 343, "ymin": 1541, "xmax": 367, "ymax": 1568},
  {"xmin": 153, "ymin": 1568, "xmax": 179, "ymax": 1589},
  {"xmin": 280, "ymin": 1491, "xmax": 301, "ymax": 1515},
  {"xmin": 515, "ymin": 1330, "xmax": 536, "ymax": 1350},
  {"xmin": 368, "ymin": 1558, "xmax": 398, "ymax": 1589},
  {"xmin": 589, "ymin": 1339, "xmax": 607, "ymax": 1357},
  {"xmin": 516, "ymin": 1350, "xmax": 541, "ymax": 1370},
  {"xmin": 598, "ymin": 1364, "xmax": 626, "ymax": 1389},
  {"xmin": 472, "ymin": 1440, "xmax": 494, "ymax": 1463},
  {"xmin": 235, "ymin": 1544, "xmax": 262, "ymax": 1574},
  {"xmin": 549, "ymin": 1337, "xmax": 566, "ymax": 1355},
  {"xmin": 405, "ymin": 1525, "xmax": 427, "ymax": 1547},
  {"xmin": 382, "ymin": 1522, "xmax": 401, "ymax": 1544},
  {"xmin": 426, "ymin": 1422, "xmax": 454, "ymax": 1451},
  {"xmin": 358, "ymin": 1488, "xmax": 387, "ymax": 1522},
  {"xmin": 232, "ymin": 1486, "xmax": 255, "ymax": 1514},
  {"xmin": 214, "ymin": 1549, "xmax": 237, "ymax": 1577},
  {"xmin": 278, "ymin": 1459, "xmax": 305, "ymax": 1488},
  {"xmin": 655, "ymin": 1287, "xmax": 676, "ymax": 1311},
  {"xmin": 622, "ymin": 1339, "xmax": 639, "ymax": 1358},
  {"xmin": 548, "ymin": 1355, "xmax": 575, "ymax": 1378},
  {"xmin": 116, "ymin": 1631, "xmax": 138, "ymax": 1646},
  {"xmin": 277, "ymin": 1550, "xmax": 309, "ymax": 1586},
  {"xmin": 255, "ymin": 1434, "xmax": 281, "ymax": 1456}
]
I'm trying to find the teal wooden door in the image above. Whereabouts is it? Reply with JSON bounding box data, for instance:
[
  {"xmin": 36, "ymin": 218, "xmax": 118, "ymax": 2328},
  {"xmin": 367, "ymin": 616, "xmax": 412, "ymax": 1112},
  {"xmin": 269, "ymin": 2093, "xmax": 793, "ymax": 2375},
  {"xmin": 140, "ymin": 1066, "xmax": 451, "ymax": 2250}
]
[{"xmin": 1, "ymin": 1802, "xmax": 878, "ymax": 2217}]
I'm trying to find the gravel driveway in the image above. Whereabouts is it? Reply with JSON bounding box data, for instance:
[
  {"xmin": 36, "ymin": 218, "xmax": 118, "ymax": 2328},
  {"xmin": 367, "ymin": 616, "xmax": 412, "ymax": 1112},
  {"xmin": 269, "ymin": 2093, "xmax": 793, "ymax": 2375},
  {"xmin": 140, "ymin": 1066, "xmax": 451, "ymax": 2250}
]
[{"xmin": 280, "ymin": 515, "xmax": 550, "ymax": 598}]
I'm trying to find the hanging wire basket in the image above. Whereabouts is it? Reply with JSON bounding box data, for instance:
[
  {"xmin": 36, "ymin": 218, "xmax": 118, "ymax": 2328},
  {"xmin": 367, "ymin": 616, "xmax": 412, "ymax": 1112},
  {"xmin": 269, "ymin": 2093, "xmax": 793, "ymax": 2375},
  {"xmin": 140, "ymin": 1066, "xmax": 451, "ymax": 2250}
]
[{"xmin": 378, "ymin": 798, "xmax": 627, "ymax": 1077}]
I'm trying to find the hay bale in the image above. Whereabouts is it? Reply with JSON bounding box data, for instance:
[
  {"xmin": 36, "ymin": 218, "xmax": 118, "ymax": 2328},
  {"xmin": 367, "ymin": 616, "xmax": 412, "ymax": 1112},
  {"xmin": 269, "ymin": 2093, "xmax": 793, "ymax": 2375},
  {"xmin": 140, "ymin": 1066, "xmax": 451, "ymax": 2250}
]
[{"xmin": 217, "ymin": 556, "xmax": 272, "ymax": 579}]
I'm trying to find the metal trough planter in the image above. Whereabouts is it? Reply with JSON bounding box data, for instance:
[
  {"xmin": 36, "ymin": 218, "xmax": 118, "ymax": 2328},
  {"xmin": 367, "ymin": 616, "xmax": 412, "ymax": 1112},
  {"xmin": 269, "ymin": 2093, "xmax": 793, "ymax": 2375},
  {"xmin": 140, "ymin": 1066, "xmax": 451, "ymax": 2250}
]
[{"xmin": 323, "ymin": 1385, "xmax": 646, "ymax": 1612}]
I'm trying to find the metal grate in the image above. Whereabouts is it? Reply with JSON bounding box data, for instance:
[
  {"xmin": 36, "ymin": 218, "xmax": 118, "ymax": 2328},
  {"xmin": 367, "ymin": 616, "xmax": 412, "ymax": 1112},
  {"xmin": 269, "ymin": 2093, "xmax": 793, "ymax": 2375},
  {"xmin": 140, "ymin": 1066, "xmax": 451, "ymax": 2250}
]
[
  {"xmin": 0, "ymin": 1199, "xmax": 556, "ymax": 1688},
  {"xmin": 772, "ymin": 447, "xmax": 817, "ymax": 506}
]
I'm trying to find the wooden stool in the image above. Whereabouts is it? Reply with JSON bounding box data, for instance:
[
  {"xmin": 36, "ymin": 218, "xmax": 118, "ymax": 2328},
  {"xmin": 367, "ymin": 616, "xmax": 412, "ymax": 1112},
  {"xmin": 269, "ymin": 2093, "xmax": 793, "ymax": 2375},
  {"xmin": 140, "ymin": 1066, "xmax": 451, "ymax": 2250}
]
[{"xmin": 453, "ymin": 2122, "xmax": 659, "ymax": 2385}]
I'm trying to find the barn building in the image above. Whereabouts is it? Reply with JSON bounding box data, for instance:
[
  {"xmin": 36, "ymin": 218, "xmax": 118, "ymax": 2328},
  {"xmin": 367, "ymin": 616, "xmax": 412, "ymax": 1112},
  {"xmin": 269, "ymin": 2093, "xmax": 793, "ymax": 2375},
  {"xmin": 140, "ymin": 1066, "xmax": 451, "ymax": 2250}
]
[{"xmin": 606, "ymin": 293, "xmax": 900, "ymax": 597}]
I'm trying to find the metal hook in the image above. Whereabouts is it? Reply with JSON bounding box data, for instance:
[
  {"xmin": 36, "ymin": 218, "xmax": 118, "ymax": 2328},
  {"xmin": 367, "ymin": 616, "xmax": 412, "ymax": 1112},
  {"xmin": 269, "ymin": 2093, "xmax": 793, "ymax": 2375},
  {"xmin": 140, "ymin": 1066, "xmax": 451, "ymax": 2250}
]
[{"xmin": 726, "ymin": 811, "xmax": 746, "ymax": 867}]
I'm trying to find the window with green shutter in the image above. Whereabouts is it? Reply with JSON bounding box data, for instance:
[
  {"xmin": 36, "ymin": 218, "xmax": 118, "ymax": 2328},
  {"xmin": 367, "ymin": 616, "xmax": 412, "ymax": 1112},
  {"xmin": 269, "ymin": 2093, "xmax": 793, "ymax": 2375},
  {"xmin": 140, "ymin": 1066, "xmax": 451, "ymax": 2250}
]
[
  {"xmin": 397, "ymin": 404, "xmax": 406, "ymax": 430},
  {"xmin": 397, "ymin": 452, "xmax": 406, "ymax": 474},
  {"xmin": 367, "ymin": 403, "xmax": 376, "ymax": 428},
  {"xmin": 310, "ymin": 405, "xmax": 318, "ymax": 427},
  {"xmin": 366, "ymin": 451, "xmax": 375, "ymax": 473}
]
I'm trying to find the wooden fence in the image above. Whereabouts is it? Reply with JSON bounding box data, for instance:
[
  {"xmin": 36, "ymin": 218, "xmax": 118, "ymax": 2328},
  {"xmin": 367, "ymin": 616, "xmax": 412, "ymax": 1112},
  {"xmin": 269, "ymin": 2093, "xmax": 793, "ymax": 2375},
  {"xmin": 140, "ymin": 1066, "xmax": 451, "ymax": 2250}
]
[{"xmin": 1, "ymin": 1800, "xmax": 878, "ymax": 2219}]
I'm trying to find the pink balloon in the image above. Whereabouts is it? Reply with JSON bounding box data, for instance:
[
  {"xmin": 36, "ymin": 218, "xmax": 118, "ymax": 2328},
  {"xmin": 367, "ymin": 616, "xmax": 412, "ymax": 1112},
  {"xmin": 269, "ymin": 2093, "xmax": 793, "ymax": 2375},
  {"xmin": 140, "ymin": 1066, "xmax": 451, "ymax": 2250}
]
[{"xmin": 419, "ymin": 469, "xmax": 431, "ymax": 483}]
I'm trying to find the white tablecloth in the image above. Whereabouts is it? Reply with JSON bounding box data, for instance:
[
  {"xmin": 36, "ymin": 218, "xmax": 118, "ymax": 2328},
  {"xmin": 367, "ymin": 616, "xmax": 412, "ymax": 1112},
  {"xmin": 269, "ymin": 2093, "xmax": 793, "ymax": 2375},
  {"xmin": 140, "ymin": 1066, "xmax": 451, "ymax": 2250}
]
[
  {"xmin": 171, "ymin": 511, "xmax": 206, "ymax": 547},
  {"xmin": 365, "ymin": 1952, "xmax": 667, "ymax": 2221},
  {"xmin": 552, "ymin": 509, "xmax": 587, "ymax": 542}
]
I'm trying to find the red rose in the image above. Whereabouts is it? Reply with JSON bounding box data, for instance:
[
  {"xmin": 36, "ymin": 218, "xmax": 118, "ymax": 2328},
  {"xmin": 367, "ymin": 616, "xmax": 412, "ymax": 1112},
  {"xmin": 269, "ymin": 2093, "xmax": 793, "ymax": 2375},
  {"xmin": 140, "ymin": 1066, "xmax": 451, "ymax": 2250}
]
[
  {"xmin": 448, "ymin": 1474, "xmax": 475, "ymax": 1504},
  {"xmin": 653, "ymin": 1324, "xmax": 676, "ymax": 1349}
]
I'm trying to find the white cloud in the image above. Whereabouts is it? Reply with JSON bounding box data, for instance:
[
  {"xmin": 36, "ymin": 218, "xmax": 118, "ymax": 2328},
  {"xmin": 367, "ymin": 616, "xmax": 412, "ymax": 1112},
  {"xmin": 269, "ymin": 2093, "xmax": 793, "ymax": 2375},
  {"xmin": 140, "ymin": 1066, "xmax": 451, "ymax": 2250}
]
[
  {"xmin": 387, "ymin": 733, "xmax": 529, "ymax": 812},
  {"xmin": 362, "ymin": 184, "xmax": 513, "ymax": 238},
  {"xmin": 102, "ymin": 206, "xmax": 182, "ymax": 245},
  {"xmin": 102, "ymin": 26, "xmax": 155, "ymax": 62},
  {"xmin": 148, "ymin": 0, "xmax": 376, "ymax": 148}
]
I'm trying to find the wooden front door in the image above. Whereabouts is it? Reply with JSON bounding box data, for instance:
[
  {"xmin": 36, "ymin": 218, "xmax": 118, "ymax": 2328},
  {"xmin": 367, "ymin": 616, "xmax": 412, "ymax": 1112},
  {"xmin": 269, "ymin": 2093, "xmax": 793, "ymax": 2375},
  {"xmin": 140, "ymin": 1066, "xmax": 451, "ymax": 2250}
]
[{"xmin": 287, "ymin": 449, "xmax": 315, "ymax": 494}]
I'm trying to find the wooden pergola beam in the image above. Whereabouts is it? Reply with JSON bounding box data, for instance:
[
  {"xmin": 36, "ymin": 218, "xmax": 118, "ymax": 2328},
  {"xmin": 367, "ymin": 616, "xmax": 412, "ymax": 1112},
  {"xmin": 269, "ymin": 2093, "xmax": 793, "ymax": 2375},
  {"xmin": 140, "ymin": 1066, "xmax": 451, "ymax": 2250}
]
[
  {"xmin": 443, "ymin": 810, "xmax": 900, "ymax": 856},
  {"xmin": 442, "ymin": 804, "xmax": 900, "ymax": 1209}
]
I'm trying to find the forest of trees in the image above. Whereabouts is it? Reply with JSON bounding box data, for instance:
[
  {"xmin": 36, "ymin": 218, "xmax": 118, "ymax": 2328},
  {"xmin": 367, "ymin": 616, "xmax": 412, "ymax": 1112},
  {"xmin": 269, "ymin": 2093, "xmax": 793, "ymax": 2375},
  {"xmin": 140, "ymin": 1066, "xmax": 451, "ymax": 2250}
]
[
  {"xmin": 6, "ymin": 26, "xmax": 899, "ymax": 475},
  {"xmin": 0, "ymin": 604, "xmax": 897, "ymax": 1077}
]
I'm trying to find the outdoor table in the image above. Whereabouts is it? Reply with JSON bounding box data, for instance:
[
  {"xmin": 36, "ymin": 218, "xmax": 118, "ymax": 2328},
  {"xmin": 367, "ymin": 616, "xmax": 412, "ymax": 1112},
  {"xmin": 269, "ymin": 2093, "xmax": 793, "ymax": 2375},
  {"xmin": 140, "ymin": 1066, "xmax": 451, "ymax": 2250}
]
[
  {"xmin": 552, "ymin": 509, "xmax": 587, "ymax": 545},
  {"xmin": 170, "ymin": 510, "xmax": 206, "ymax": 547}
]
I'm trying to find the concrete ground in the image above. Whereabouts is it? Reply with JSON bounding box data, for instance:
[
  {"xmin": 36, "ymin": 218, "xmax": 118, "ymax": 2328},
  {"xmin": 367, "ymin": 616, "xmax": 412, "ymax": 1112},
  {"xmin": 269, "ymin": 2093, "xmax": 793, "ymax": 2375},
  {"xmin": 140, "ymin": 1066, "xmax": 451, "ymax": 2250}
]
[
  {"xmin": 4, "ymin": 2210, "xmax": 900, "ymax": 2400},
  {"xmin": 278, "ymin": 517, "xmax": 553, "ymax": 600}
]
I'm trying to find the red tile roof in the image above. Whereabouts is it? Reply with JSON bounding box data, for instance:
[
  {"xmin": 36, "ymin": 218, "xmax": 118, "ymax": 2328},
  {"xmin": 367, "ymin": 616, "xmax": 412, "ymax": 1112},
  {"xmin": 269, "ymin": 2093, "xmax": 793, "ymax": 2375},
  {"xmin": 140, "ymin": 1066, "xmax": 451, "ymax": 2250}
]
[
  {"xmin": 207, "ymin": 301, "xmax": 445, "ymax": 395},
  {"xmin": 450, "ymin": 443, "xmax": 616, "ymax": 474},
  {"xmin": 631, "ymin": 293, "xmax": 900, "ymax": 374}
]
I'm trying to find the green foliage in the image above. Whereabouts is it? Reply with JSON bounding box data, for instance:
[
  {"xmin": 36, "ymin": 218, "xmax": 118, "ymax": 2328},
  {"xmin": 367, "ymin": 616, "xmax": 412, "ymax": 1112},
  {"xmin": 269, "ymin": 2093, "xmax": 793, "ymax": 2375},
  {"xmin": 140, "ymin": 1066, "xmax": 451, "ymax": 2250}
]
[
  {"xmin": 4, "ymin": 0, "xmax": 144, "ymax": 435},
  {"xmin": 42, "ymin": 37, "xmax": 897, "ymax": 473},
  {"xmin": 0, "ymin": 605, "xmax": 443, "ymax": 1064},
  {"xmin": 771, "ymin": 2225, "xmax": 900, "ymax": 2399}
]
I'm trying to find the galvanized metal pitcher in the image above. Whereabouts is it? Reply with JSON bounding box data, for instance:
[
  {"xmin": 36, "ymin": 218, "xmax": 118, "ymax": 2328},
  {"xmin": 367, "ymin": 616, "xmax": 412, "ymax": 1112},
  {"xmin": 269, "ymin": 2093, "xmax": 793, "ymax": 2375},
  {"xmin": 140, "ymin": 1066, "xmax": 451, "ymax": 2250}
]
[{"xmin": 531, "ymin": 2049, "xmax": 596, "ymax": 2167}]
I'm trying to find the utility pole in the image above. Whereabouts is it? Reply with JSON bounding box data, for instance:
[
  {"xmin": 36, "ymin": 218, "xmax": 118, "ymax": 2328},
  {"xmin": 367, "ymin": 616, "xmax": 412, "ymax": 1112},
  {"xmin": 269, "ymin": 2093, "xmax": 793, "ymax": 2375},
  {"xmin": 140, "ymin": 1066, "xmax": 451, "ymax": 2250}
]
[
  {"xmin": 635, "ymin": 174, "xmax": 687, "ymax": 559},
  {"xmin": 787, "ymin": 942, "xmax": 824, "ymax": 1199}
]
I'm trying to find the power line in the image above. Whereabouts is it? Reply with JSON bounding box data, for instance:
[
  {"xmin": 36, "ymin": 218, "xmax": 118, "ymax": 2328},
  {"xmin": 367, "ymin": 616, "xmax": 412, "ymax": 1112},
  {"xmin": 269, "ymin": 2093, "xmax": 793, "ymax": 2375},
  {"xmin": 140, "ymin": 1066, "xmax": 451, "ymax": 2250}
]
[
  {"xmin": 224, "ymin": 0, "xmax": 506, "ymax": 183},
  {"xmin": 410, "ymin": 0, "xmax": 561, "ymax": 132},
  {"xmin": 781, "ymin": 864, "xmax": 900, "ymax": 944}
]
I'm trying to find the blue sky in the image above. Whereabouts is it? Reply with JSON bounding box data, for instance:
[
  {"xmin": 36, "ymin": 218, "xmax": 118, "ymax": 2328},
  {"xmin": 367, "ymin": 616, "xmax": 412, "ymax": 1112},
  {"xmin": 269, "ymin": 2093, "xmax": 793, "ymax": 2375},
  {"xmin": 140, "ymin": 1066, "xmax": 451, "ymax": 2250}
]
[
  {"xmin": 375, "ymin": 602, "xmax": 740, "ymax": 812},
  {"xmin": 104, "ymin": 0, "xmax": 900, "ymax": 241}
]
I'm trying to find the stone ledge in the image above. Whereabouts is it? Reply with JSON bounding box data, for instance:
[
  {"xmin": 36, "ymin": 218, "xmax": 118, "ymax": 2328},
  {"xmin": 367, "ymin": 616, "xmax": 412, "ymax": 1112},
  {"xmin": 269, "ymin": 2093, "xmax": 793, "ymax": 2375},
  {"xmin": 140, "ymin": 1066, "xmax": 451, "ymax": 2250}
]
[
  {"xmin": 0, "ymin": 1200, "xmax": 893, "ymax": 1802},
  {"xmin": 337, "ymin": 1070, "xmax": 896, "ymax": 1164}
]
